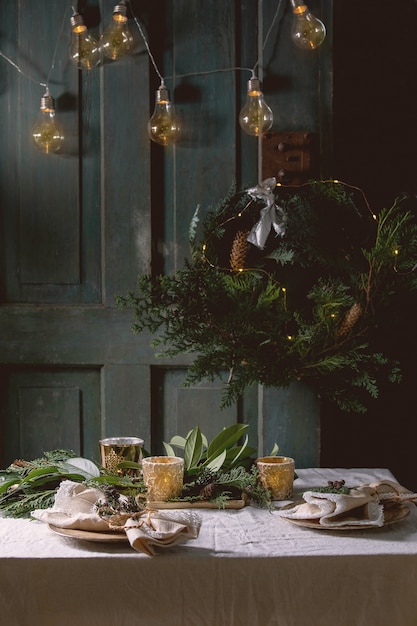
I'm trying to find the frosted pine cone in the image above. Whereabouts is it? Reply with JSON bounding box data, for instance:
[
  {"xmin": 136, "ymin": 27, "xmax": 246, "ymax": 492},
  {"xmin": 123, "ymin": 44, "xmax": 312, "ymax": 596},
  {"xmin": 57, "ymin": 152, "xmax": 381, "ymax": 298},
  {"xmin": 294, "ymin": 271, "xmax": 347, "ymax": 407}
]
[
  {"xmin": 230, "ymin": 230, "xmax": 250, "ymax": 271},
  {"xmin": 337, "ymin": 302, "xmax": 363, "ymax": 336}
]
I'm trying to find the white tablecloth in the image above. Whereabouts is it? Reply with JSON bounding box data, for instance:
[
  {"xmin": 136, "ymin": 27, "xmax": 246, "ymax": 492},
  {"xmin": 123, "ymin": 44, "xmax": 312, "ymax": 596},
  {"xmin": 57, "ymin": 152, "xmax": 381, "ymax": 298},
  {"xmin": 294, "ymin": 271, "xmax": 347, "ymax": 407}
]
[{"xmin": 1, "ymin": 467, "xmax": 417, "ymax": 626}]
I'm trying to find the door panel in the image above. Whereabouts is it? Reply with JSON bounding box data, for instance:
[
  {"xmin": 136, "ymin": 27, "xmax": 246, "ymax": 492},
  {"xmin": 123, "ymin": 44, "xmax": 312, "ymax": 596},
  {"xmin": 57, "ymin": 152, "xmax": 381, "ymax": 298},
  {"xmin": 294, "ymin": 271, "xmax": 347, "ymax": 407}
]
[
  {"xmin": 0, "ymin": 0, "xmax": 329, "ymax": 468},
  {"xmin": 151, "ymin": 368, "xmax": 237, "ymax": 452},
  {"xmin": 1, "ymin": 367, "xmax": 100, "ymax": 462}
]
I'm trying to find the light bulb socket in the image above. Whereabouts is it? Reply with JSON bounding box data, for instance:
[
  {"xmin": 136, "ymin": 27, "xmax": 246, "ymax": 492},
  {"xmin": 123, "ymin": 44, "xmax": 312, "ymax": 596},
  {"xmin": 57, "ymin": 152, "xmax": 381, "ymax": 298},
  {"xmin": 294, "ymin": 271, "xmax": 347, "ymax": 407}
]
[
  {"xmin": 113, "ymin": 1, "xmax": 128, "ymax": 21},
  {"xmin": 113, "ymin": 2, "xmax": 127, "ymax": 17},
  {"xmin": 156, "ymin": 85, "xmax": 170, "ymax": 103},
  {"xmin": 40, "ymin": 93, "xmax": 56, "ymax": 112},
  {"xmin": 247, "ymin": 77, "xmax": 262, "ymax": 93},
  {"xmin": 289, "ymin": 0, "xmax": 307, "ymax": 9},
  {"xmin": 70, "ymin": 13, "xmax": 87, "ymax": 32}
]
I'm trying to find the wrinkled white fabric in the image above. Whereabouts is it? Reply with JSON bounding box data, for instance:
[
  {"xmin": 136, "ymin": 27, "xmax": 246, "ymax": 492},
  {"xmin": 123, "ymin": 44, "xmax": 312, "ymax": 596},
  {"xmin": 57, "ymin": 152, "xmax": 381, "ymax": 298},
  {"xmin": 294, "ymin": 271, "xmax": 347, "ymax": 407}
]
[
  {"xmin": 32, "ymin": 480, "xmax": 109, "ymax": 531},
  {"xmin": 2, "ymin": 468, "xmax": 417, "ymax": 626}
]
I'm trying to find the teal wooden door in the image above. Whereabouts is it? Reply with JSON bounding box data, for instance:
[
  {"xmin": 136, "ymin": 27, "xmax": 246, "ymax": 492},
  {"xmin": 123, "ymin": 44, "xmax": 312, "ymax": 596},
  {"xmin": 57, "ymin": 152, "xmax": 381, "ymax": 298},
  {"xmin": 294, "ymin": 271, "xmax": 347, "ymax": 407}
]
[
  {"xmin": 0, "ymin": 0, "xmax": 152, "ymax": 464},
  {"xmin": 0, "ymin": 0, "xmax": 330, "ymax": 467}
]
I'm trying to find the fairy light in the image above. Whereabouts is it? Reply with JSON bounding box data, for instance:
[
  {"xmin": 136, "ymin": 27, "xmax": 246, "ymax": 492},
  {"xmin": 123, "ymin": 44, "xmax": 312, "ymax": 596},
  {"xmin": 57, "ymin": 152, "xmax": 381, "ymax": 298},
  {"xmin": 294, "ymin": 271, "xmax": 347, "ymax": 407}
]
[
  {"xmin": 198, "ymin": 179, "xmax": 390, "ymax": 304},
  {"xmin": 1, "ymin": 6, "xmax": 70, "ymax": 155}
]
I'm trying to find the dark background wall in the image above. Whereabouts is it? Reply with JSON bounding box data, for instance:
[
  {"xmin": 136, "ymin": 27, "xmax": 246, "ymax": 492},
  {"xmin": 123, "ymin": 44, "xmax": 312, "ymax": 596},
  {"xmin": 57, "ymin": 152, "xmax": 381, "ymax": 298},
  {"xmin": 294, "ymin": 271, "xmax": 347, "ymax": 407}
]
[{"xmin": 323, "ymin": 0, "xmax": 417, "ymax": 489}]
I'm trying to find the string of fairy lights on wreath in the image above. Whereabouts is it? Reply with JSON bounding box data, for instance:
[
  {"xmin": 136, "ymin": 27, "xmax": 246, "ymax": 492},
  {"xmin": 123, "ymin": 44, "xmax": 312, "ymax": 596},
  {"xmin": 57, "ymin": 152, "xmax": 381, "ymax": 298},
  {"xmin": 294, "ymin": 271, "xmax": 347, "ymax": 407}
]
[
  {"xmin": 196, "ymin": 177, "xmax": 417, "ymax": 346},
  {"xmin": 0, "ymin": 0, "xmax": 326, "ymax": 154},
  {"xmin": 200, "ymin": 178, "xmax": 417, "ymax": 283}
]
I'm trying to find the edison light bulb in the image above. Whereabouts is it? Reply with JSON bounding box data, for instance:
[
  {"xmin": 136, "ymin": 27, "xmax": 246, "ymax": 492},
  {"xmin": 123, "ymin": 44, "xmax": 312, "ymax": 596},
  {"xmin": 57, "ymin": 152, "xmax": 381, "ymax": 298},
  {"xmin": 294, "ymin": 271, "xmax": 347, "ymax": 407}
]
[
  {"xmin": 100, "ymin": 1, "xmax": 133, "ymax": 60},
  {"xmin": 69, "ymin": 12, "xmax": 101, "ymax": 70},
  {"xmin": 290, "ymin": 1, "xmax": 326, "ymax": 50},
  {"xmin": 148, "ymin": 83, "xmax": 179, "ymax": 146},
  {"xmin": 32, "ymin": 91, "xmax": 64, "ymax": 154},
  {"xmin": 239, "ymin": 76, "xmax": 273, "ymax": 137}
]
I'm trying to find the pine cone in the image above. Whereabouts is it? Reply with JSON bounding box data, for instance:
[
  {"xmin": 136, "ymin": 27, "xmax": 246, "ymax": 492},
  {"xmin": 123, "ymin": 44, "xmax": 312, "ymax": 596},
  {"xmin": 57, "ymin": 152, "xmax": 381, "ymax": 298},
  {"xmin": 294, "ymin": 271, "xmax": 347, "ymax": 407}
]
[
  {"xmin": 199, "ymin": 482, "xmax": 217, "ymax": 500},
  {"xmin": 337, "ymin": 302, "xmax": 363, "ymax": 336},
  {"xmin": 230, "ymin": 230, "xmax": 250, "ymax": 271}
]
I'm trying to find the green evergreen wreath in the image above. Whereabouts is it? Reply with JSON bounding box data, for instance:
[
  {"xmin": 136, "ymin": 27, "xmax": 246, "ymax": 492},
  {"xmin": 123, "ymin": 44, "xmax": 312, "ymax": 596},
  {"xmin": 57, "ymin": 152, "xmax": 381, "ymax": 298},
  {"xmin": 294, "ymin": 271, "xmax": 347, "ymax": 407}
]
[{"xmin": 118, "ymin": 180, "xmax": 417, "ymax": 412}]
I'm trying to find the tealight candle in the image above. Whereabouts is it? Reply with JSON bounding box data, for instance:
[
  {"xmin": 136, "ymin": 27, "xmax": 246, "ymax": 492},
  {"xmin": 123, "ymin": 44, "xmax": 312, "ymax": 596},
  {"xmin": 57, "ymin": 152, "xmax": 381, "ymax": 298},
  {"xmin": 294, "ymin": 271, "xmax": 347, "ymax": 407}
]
[
  {"xmin": 141, "ymin": 456, "xmax": 184, "ymax": 502},
  {"xmin": 99, "ymin": 437, "xmax": 144, "ymax": 477},
  {"xmin": 256, "ymin": 456, "xmax": 295, "ymax": 500}
]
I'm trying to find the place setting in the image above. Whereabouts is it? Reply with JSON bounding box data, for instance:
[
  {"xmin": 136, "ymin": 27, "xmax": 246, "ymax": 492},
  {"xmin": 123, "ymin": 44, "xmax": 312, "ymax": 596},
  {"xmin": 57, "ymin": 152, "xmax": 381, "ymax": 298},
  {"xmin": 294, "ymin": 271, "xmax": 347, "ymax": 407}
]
[{"xmin": 2, "ymin": 425, "xmax": 417, "ymax": 557}]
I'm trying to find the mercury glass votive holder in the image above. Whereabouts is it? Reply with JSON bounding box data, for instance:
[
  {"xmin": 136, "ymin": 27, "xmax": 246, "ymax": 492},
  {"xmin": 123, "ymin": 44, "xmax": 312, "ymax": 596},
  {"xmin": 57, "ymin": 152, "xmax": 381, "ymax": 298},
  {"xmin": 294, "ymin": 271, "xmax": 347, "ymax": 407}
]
[
  {"xmin": 141, "ymin": 456, "xmax": 184, "ymax": 502},
  {"xmin": 99, "ymin": 437, "xmax": 144, "ymax": 477},
  {"xmin": 256, "ymin": 456, "xmax": 295, "ymax": 500}
]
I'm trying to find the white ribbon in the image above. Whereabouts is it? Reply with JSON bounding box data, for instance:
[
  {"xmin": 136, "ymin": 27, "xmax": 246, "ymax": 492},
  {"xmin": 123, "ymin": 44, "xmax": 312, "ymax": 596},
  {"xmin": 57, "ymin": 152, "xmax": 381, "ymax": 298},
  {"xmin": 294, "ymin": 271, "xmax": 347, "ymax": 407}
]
[{"xmin": 246, "ymin": 178, "xmax": 286, "ymax": 249}]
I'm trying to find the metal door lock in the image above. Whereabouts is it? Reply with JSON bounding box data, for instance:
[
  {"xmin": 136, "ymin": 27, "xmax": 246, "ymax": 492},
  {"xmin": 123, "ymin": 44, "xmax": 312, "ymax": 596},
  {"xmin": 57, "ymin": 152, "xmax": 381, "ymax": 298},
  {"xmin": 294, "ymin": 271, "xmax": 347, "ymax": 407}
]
[{"xmin": 262, "ymin": 131, "xmax": 315, "ymax": 185}]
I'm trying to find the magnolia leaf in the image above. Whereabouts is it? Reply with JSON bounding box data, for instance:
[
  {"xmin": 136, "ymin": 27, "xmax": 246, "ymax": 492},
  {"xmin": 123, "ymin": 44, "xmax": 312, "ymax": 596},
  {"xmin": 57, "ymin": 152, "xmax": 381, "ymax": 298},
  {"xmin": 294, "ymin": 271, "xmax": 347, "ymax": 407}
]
[
  {"xmin": 0, "ymin": 478, "xmax": 20, "ymax": 495},
  {"xmin": 116, "ymin": 461, "xmax": 141, "ymax": 470},
  {"xmin": 168, "ymin": 435, "xmax": 187, "ymax": 449},
  {"xmin": 24, "ymin": 467, "xmax": 60, "ymax": 479},
  {"xmin": 207, "ymin": 423, "xmax": 249, "ymax": 459},
  {"xmin": 91, "ymin": 474, "xmax": 136, "ymax": 487},
  {"xmin": 184, "ymin": 427, "xmax": 203, "ymax": 471},
  {"xmin": 268, "ymin": 442, "xmax": 279, "ymax": 456},
  {"xmin": 185, "ymin": 428, "xmax": 208, "ymax": 446},
  {"xmin": 205, "ymin": 449, "xmax": 227, "ymax": 472},
  {"xmin": 163, "ymin": 442, "xmax": 176, "ymax": 457},
  {"xmin": 225, "ymin": 437, "xmax": 256, "ymax": 468},
  {"xmin": 63, "ymin": 457, "xmax": 100, "ymax": 479}
]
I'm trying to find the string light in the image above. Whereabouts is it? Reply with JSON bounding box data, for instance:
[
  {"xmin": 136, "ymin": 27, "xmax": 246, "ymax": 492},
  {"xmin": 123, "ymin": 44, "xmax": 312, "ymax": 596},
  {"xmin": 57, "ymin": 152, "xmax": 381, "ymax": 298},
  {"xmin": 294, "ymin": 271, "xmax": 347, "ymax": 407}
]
[
  {"xmin": 1, "ymin": 0, "xmax": 326, "ymax": 152},
  {"xmin": 289, "ymin": 0, "xmax": 326, "ymax": 50},
  {"xmin": 239, "ymin": 73, "xmax": 274, "ymax": 137},
  {"xmin": 147, "ymin": 80, "xmax": 180, "ymax": 146},
  {"xmin": 1, "ymin": 7, "xmax": 69, "ymax": 155},
  {"xmin": 32, "ymin": 89, "xmax": 64, "ymax": 154},
  {"xmin": 100, "ymin": 0, "xmax": 133, "ymax": 61},
  {"xmin": 69, "ymin": 9, "xmax": 101, "ymax": 70}
]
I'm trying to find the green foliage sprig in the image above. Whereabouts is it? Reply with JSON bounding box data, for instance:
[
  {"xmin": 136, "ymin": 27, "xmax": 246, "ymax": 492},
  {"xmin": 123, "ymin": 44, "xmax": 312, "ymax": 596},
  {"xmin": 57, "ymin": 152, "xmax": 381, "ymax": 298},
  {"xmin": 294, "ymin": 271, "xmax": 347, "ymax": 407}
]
[
  {"xmin": 120, "ymin": 180, "xmax": 417, "ymax": 412},
  {"xmin": 163, "ymin": 423, "xmax": 258, "ymax": 476},
  {"xmin": 0, "ymin": 450, "xmax": 145, "ymax": 518},
  {"xmin": 0, "ymin": 425, "xmax": 276, "ymax": 517},
  {"xmin": 0, "ymin": 450, "xmax": 99, "ymax": 518}
]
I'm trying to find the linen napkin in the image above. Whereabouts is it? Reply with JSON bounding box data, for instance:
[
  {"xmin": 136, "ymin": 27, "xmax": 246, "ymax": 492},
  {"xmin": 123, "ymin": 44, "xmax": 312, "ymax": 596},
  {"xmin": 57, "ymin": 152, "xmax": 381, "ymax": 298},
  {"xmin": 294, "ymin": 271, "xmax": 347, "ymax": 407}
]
[
  {"xmin": 279, "ymin": 479, "xmax": 417, "ymax": 528},
  {"xmin": 279, "ymin": 485, "xmax": 384, "ymax": 527},
  {"xmin": 31, "ymin": 480, "xmax": 201, "ymax": 555}
]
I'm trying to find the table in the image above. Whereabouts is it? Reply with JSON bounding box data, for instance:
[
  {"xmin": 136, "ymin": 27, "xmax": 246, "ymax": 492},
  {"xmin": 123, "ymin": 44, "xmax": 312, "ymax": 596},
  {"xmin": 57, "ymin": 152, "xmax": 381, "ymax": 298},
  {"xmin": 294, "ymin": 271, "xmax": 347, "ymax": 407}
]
[{"xmin": 1, "ymin": 467, "xmax": 417, "ymax": 626}]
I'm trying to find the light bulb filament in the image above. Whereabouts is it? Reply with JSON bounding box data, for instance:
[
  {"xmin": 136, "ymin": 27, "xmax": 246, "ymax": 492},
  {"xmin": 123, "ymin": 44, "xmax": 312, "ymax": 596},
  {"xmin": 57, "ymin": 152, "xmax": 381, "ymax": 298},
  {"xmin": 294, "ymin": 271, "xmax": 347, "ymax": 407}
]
[
  {"xmin": 32, "ymin": 91, "xmax": 64, "ymax": 154},
  {"xmin": 69, "ymin": 12, "xmax": 101, "ymax": 70},
  {"xmin": 100, "ymin": 1, "xmax": 134, "ymax": 61},
  {"xmin": 239, "ymin": 76, "xmax": 273, "ymax": 137},
  {"xmin": 148, "ymin": 83, "xmax": 179, "ymax": 146},
  {"xmin": 290, "ymin": 1, "xmax": 326, "ymax": 50}
]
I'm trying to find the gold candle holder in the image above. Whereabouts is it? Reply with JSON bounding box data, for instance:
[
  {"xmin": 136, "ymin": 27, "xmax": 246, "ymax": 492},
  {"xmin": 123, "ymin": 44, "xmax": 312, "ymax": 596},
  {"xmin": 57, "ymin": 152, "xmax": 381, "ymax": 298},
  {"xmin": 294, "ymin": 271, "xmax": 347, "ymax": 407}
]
[
  {"xmin": 99, "ymin": 437, "xmax": 144, "ymax": 477},
  {"xmin": 256, "ymin": 456, "xmax": 295, "ymax": 500},
  {"xmin": 141, "ymin": 456, "xmax": 184, "ymax": 502}
]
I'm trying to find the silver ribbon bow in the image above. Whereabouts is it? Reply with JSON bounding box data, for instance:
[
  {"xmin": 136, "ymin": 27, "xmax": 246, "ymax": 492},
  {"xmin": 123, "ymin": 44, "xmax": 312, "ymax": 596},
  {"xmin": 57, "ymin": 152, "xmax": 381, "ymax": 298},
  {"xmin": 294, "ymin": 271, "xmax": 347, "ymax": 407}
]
[{"xmin": 246, "ymin": 178, "xmax": 286, "ymax": 250}]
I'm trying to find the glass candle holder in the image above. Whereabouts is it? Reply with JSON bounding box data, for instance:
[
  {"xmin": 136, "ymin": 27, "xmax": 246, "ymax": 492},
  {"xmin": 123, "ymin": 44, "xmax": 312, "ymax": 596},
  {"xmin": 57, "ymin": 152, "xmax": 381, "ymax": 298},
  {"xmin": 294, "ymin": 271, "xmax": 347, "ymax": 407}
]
[
  {"xmin": 99, "ymin": 437, "xmax": 144, "ymax": 477},
  {"xmin": 141, "ymin": 456, "xmax": 184, "ymax": 502},
  {"xmin": 256, "ymin": 456, "xmax": 295, "ymax": 500}
]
